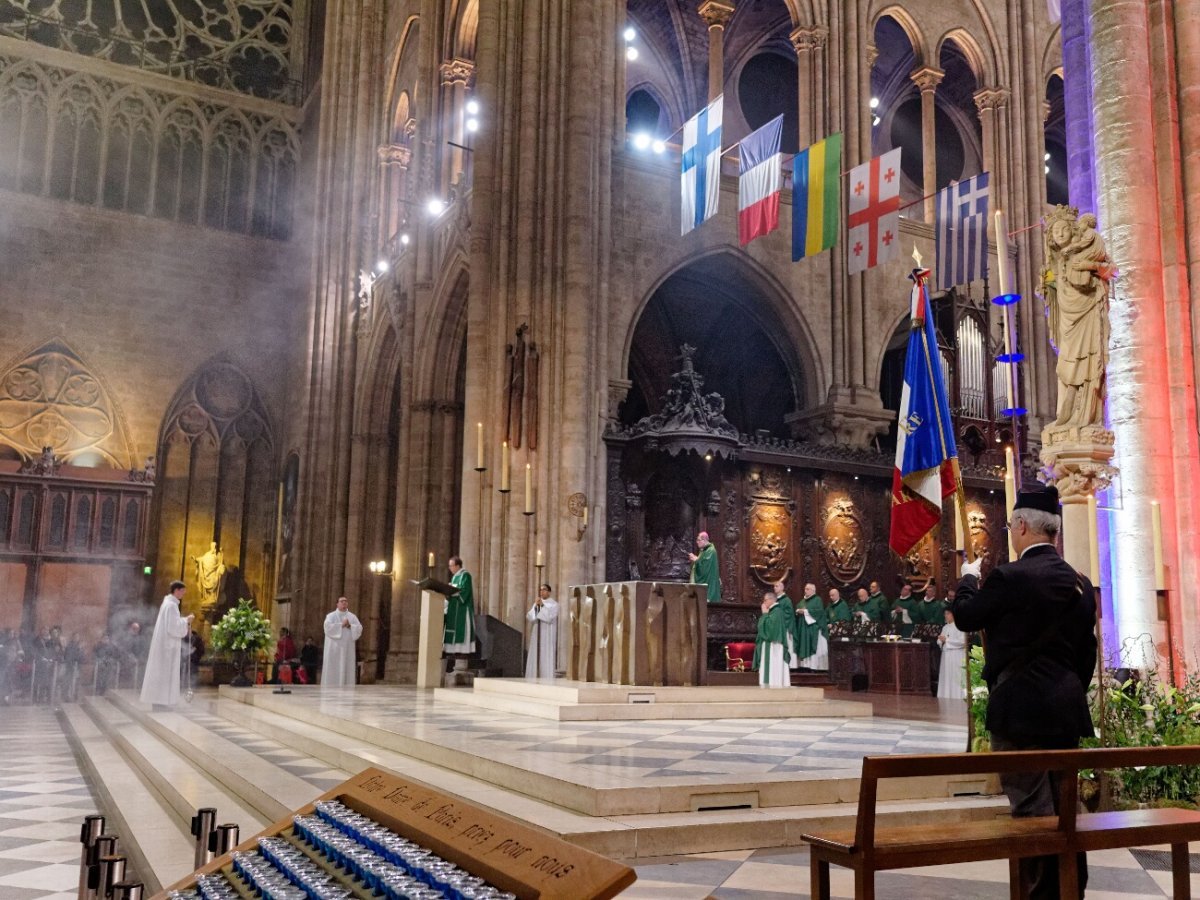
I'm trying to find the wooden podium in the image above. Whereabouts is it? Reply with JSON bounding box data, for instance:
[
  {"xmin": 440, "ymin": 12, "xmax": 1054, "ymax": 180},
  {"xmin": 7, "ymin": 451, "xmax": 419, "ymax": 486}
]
[
  {"xmin": 564, "ymin": 581, "xmax": 708, "ymax": 686},
  {"xmin": 414, "ymin": 577, "xmax": 458, "ymax": 689}
]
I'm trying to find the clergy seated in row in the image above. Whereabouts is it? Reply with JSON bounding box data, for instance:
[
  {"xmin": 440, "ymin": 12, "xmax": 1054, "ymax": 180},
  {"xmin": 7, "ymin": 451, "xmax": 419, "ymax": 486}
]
[
  {"xmin": 525, "ymin": 583, "xmax": 558, "ymax": 678},
  {"xmin": 937, "ymin": 609, "xmax": 968, "ymax": 699},
  {"xmin": 791, "ymin": 582, "xmax": 830, "ymax": 671},
  {"xmin": 753, "ymin": 591, "xmax": 792, "ymax": 688}
]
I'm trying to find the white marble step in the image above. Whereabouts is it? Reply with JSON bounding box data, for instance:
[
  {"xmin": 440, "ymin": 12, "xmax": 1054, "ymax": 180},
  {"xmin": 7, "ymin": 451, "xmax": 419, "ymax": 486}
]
[
  {"xmin": 59, "ymin": 705, "xmax": 194, "ymax": 894},
  {"xmin": 435, "ymin": 685, "xmax": 872, "ymax": 721},
  {"xmin": 107, "ymin": 691, "xmax": 320, "ymax": 822},
  {"xmin": 469, "ymin": 678, "xmax": 830, "ymax": 704},
  {"xmin": 83, "ymin": 696, "xmax": 271, "ymax": 837}
]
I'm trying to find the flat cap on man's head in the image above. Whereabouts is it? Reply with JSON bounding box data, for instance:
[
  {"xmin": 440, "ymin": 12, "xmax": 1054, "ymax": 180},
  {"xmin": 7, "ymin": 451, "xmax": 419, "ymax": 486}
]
[{"xmin": 1013, "ymin": 483, "xmax": 1060, "ymax": 516}]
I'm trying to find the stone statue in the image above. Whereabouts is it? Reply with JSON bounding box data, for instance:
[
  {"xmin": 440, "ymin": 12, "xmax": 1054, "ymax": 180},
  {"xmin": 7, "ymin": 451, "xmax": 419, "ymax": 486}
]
[
  {"xmin": 192, "ymin": 541, "xmax": 228, "ymax": 618},
  {"xmin": 1042, "ymin": 206, "xmax": 1112, "ymax": 428}
]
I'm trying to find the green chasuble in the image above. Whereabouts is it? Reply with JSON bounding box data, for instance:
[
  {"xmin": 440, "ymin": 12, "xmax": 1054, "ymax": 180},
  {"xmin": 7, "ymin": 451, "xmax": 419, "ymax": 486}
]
[
  {"xmin": 892, "ymin": 597, "xmax": 920, "ymax": 638},
  {"xmin": 915, "ymin": 598, "xmax": 947, "ymax": 626},
  {"xmin": 444, "ymin": 569, "xmax": 476, "ymax": 650},
  {"xmin": 752, "ymin": 602, "xmax": 792, "ymax": 677},
  {"xmin": 776, "ymin": 592, "xmax": 797, "ymax": 649},
  {"xmin": 690, "ymin": 544, "xmax": 722, "ymax": 603},
  {"xmin": 825, "ymin": 599, "xmax": 852, "ymax": 626},
  {"xmin": 793, "ymin": 596, "xmax": 828, "ymax": 660},
  {"xmin": 863, "ymin": 591, "xmax": 889, "ymax": 622}
]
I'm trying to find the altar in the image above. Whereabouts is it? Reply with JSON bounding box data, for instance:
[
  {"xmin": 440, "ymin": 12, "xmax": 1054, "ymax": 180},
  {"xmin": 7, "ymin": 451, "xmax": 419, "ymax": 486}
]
[
  {"xmin": 829, "ymin": 639, "xmax": 932, "ymax": 695},
  {"xmin": 565, "ymin": 581, "xmax": 707, "ymax": 686}
]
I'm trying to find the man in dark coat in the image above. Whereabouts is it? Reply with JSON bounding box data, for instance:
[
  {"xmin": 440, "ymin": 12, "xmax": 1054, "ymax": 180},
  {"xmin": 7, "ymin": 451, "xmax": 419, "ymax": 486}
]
[{"xmin": 952, "ymin": 483, "xmax": 1096, "ymax": 900}]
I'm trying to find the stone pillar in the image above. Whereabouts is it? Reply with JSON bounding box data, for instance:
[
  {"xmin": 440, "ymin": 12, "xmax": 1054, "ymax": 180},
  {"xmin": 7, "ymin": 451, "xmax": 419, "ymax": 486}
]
[
  {"xmin": 1040, "ymin": 425, "xmax": 1117, "ymax": 579},
  {"xmin": 439, "ymin": 58, "xmax": 474, "ymax": 192},
  {"xmin": 698, "ymin": 1, "xmax": 735, "ymax": 103},
  {"xmin": 790, "ymin": 25, "xmax": 827, "ymax": 148},
  {"xmin": 377, "ymin": 143, "xmax": 412, "ymax": 246},
  {"xmin": 973, "ymin": 88, "xmax": 1008, "ymax": 220},
  {"xmin": 1060, "ymin": 0, "xmax": 1096, "ymax": 212},
  {"xmin": 1089, "ymin": 0, "xmax": 1183, "ymax": 672},
  {"xmin": 910, "ymin": 66, "xmax": 943, "ymax": 224}
]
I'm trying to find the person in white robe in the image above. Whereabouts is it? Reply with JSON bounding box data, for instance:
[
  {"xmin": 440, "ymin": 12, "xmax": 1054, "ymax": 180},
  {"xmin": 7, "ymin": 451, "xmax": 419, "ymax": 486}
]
[
  {"xmin": 139, "ymin": 581, "xmax": 194, "ymax": 709},
  {"xmin": 321, "ymin": 597, "xmax": 363, "ymax": 687},
  {"xmin": 937, "ymin": 609, "xmax": 968, "ymax": 699},
  {"xmin": 524, "ymin": 583, "xmax": 558, "ymax": 679}
]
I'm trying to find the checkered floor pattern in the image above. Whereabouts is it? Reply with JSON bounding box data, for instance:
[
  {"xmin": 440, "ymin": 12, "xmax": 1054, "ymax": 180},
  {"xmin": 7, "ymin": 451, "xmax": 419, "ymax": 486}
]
[{"xmin": 0, "ymin": 707, "xmax": 98, "ymax": 899}]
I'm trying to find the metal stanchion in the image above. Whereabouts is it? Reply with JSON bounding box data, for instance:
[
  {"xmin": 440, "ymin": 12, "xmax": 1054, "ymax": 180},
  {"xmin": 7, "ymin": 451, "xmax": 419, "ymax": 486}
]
[
  {"xmin": 97, "ymin": 854, "xmax": 126, "ymax": 900},
  {"xmin": 209, "ymin": 823, "xmax": 239, "ymax": 857},
  {"xmin": 77, "ymin": 815, "xmax": 105, "ymax": 900},
  {"xmin": 50, "ymin": 660, "xmax": 60, "ymax": 704},
  {"xmin": 190, "ymin": 807, "xmax": 217, "ymax": 869},
  {"xmin": 84, "ymin": 835, "xmax": 118, "ymax": 900},
  {"xmin": 111, "ymin": 883, "xmax": 143, "ymax": 900}
]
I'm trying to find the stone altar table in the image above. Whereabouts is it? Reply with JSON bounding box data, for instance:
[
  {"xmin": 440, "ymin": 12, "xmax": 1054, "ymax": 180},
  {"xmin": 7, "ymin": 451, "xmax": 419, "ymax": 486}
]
[{"xmin": 565, "ymin": 581, "xmax": 708, "ymax": 686}]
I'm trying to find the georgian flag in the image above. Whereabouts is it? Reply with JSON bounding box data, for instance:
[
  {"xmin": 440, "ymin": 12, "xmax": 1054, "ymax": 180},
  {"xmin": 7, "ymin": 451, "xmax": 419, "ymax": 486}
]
[
  {"xmin": 681, "ymin": 96, "xmax": 723, "ymax": 235},
  {"xmin": 847, "ymin": 147, "xmax": 902, "ymax": 275},
  {"xmin": 737, "ymin": 115, "xmax": 784, "ymax": 245},
  {"xmin": 889, "ymin": 266, "xmax": 960, "ymax": 558},
  {"xmin": 935, "ymin": 173, "xmax": 990, "ymax": 289}
]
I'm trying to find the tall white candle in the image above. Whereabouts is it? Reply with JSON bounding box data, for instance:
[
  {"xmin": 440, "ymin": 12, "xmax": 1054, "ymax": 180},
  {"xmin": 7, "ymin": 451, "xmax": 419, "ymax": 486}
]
[
  {"xmin": 1004, "ymin": 447, "xmax": 1016, "ymax": 560},
  {"xmin": 500, "ymin": 441, "xmax": 510, "ymax": 492},
  {"xmin": 582, "ymin": 505, "xmax": 588, "ymax": 527},
  {"xmin": 427, "ymin": 551, "xmax": 435, "ymax": 569},
  {"xmin": 954, "ymin": 494, "xmax": 965, "ymax": 552},
  {"xmin": 994, "ymin": 209, "xmax": 1012, "ymax": 295},
  {"xmin": 536, "ymin": 548, "xmax": 543, "ymax": 567},
  {"xmin": 524, "ymin": 463, "xmax": 533, "ymax": 513},
  {"xmin": 1088, "ymin": 494, "xmax": 1100, "ymax": 585},
  {"xmin": 1152, "ymin": 501, "xmax": 1165, "ymax": 590},
  {"xmin": 476, "ymin": 422, "xmax": 484, "ymax": 470}
]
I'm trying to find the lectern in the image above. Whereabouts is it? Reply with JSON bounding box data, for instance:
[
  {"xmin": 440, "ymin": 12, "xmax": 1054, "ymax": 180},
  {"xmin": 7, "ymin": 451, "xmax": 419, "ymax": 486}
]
[{"xmin": 412, "ymin": 576, "xmax": 458, "ymax": 689}]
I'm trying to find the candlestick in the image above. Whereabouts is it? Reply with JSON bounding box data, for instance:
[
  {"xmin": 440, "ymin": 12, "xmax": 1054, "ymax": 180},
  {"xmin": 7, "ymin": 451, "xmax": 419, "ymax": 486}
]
[
  {"xmin": 1004, "ymin": 447, "xmax": 1016, "ymax": 560},
  {"xmin": 954, "ymin": 494, "xmax": 965, "ymax": 552},
  {"xmin": 1088, "ymin": 494, "xmax": 1100, "ymax": 586},
  {"xmin": 500, "ymin": 441, "xmax": 510, "ymax": 492},
  {"xmin": 524, "ymin": 463, "xmax": 533, "ymax": 514},
  {"xmin": 427, "ymin": 551, "xmax": 435, "ymax": 569},
  {"xmin": 535, "ymin": 548, "xmax": 543, "ymax": 568},
  {"xmin": 1152, "ymin": 501, "xmax": 1165, "ymax": 590},
  {"xmin": 994, "ymin": 209, "xmax": 1012, "ymax": 295},
  {"xmin": 475, "ymin": 422, "xmax": 484, "ymax": 471}
]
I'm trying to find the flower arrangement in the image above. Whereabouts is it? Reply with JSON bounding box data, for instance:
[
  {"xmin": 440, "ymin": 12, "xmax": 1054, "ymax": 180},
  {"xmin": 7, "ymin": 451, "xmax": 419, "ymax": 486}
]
[{"xmin": 210, "ymin": 599, "xmax": 273, "ymax": 654}]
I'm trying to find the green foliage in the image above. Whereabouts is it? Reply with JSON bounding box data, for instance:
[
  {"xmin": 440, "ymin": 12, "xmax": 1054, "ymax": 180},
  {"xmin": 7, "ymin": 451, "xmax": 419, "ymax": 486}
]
[
  {"xmin": 210, "ymin": 599, "xmax": 272, "ymax": 655},
  {"xmin": 967, "ymin": 644, "xmax": 990, "ymax": 752}
]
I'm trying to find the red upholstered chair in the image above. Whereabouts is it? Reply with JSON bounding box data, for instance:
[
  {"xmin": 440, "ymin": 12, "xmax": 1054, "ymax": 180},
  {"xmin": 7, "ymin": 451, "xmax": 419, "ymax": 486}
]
[{"xmin": 725, "ymin": 642, "xmax": 756, "ymax": 672}]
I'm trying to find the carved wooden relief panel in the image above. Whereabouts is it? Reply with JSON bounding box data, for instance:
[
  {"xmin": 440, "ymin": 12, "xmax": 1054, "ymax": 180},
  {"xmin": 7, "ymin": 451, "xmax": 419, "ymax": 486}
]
[
  {"xmin": 747, "ymin": 503, "xmax": 791, "ymax": 585},
  {"xmin": 0, "ymin": 340, "xmax": 134, "ymax": 468},
  {"xmin": 821, "ymin": 497, "xmax": 868, "ymax": 585}
]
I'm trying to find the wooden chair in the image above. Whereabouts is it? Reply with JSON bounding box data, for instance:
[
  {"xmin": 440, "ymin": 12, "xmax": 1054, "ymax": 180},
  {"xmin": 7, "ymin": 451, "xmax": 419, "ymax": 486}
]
[{"xmin": 724, "ymin": 642, "xmax": 754, "ymax": 672}]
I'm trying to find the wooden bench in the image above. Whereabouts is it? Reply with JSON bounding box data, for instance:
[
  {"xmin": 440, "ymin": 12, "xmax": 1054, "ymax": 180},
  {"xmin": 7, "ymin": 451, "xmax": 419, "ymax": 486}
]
[{"xmin": 801, "ymin": 746, "xmax": 1200, "ymax": 899}]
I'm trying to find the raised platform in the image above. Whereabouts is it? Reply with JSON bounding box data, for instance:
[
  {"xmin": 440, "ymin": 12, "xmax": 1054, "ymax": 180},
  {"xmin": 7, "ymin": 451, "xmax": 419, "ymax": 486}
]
[{"xmin": 432, "ymin": 678, "xmax": 873, "ymax": 721}]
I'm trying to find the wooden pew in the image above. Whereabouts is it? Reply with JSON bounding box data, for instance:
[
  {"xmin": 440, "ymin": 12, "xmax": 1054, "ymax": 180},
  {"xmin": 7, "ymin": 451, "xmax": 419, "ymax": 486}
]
[{"xmin": 801, "ymin": 746, "xmax": 1200, "ymax": 900}]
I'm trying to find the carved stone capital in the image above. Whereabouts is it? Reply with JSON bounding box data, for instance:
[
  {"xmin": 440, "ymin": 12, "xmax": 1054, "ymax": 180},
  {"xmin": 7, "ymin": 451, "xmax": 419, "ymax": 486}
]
[
  {"xmin": 786, "ymin": 389, "xmax": 895, "ymax": 449},
  {"xmin": 973, "ymin": 86, "xmax": 1011, "ymax": 114},
  {"xmin": 1039, "ymin": 424, "xmax": 1118, "ymax": 501},
  {"xmin": 607, "ymin": 378, "xmax": 633, "ymax": 420},
  {"xmin": 439, "ymin": 57, "xmax": 476, "ymax": 86},
  {"xmin": 698, "ymin": 0, "xmax": 735, "ymax": 30},
  {"xmin": 790, "ymin": 25, "xmax": 828, "ymax": 54},
  {"xmin": 377, "ymin": 143, "xmax": 412, "ymax": 169},
  {"xmin": 910, "ymin": 66, "xmax": 945, "ymax": 95},
  {"xmin": 865, "ymin": 42, "xmax": 879, "ymax": 68}
]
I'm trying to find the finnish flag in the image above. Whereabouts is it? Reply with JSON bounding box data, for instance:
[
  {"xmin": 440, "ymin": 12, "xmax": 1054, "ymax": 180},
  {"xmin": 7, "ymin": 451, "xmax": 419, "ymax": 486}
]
[{"xmin": 681, "ymin": 96, "xmax": 723, "ymax": 235}]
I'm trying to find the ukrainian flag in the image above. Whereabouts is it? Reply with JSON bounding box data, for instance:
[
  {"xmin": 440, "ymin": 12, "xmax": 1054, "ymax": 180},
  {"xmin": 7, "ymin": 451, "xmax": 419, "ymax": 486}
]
[{"xmin": 792, "ymin": 133, "xmax": 842, "ymax": 261}]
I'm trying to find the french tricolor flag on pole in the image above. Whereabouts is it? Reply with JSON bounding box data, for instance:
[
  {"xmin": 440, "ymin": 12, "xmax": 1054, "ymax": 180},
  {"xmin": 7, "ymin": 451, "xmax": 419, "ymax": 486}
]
[{"xmin": 737, "ymin": 115, "xmax": 784, "ymax": 245}]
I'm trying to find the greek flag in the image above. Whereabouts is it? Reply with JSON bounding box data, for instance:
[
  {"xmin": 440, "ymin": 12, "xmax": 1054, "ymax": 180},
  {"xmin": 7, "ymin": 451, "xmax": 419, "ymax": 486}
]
[{"xmin": 935, "ymin": 173, "xmax": 990, "ymax": 289}]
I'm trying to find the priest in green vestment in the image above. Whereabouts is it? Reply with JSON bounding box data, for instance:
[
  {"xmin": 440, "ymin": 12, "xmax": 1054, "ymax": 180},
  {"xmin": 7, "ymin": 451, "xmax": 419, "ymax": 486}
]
[
  {"xmin": 772, "ymin": 580, "xmax": 798, "ymax": 669},
  {"xmin": 444, "ymin": 556, "xmax": 476, "ymax": 654},
  {"xmin": 891, "ymin": 583, "xmax": 920, "ymax": 638},
  {"xmin": 688, "ymin": 532, "xmax": 721, "ymax": 603},
  {"xmin": 752, "ymin": 591, "xmax": 791, "ymax": 687},
  {"xmin": 793, "ymin": 583, "xmax": 829, "ymax": 670},
  {"xmin": 863, "ymin": 580, "xmax": 889, "ymax": 622},
  {"xmin": 825, "ymin": 588, "xmax": 852, "ymax": 627},
  {"xmin": 914, "ymin": 582, "xmax": 947, "ymax": 625}
]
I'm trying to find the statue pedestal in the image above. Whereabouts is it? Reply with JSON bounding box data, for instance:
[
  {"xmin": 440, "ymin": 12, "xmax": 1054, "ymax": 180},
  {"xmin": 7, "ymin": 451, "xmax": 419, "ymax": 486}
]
[
  {"xmin": 1040, "ymin": 424, "xmax": 1117, "ymax": 575},
  {"xmin": 416, "ymin": 591, "xmax": 445, "ymax": 689}
]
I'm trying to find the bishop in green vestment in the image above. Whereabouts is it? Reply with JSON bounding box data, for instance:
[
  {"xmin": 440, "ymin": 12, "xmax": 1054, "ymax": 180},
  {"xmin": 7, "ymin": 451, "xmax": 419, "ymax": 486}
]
[
  {"xmin": 794, "ymin": 584, "xmax": 829, "ymax": 670},
  {"xmin": 752, "ymin": 592, "xmax": 791, "ymax": 687},
  {"xmin": 689, "ymin": 532, "xmax": 721, "ymax": 603},
  {"xmin": 444, "ymin": 556, "xmax": 476, "ymax": 653}
]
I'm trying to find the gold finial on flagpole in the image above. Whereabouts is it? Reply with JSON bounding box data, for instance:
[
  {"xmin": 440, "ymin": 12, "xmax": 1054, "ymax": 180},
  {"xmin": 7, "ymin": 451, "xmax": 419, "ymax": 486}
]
[{"xmin": 912, "ymin": 245, "xmax": 923, "ymax": 267}]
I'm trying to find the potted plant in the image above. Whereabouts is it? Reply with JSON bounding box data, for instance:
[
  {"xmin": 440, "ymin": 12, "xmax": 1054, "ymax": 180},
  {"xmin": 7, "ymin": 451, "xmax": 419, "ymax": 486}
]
[{"xmin": 210, "ymin": 599, "xmax": 272, "ymax": 686}]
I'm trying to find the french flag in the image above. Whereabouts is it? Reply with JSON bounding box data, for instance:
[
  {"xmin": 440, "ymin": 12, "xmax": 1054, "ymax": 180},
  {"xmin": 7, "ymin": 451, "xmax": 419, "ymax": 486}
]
[
  {"xmin": 889, "ymin": 265, "xmax": 961, "ymax": 558},
  {"xmin": 738, "ymin": 115, "xmax": 784, "ymax": 245}
]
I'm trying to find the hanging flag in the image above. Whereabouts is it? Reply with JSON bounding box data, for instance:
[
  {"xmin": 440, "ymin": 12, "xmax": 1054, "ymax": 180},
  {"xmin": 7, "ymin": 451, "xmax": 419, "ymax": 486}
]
[
  {"xmin": 681, "ymin": 96, "xmax": 723, "ymax": 235},
  {"xmin": 889, "ymin": 264, "xmax": 960, "ymax": 558},
  {"xmin": 792, "ymin": 132, "xmax": 842, "ymax": 261},
  {"xmin": 935, "ymin": 172, "xmax": 990, "ymax": 289},
  {"xmin": 846, "ymin": 147, "xmax": 902, "ymax": 275},
  {"xmin": 737, "ymin": 115, "xmax": 784, "ymax": 245}
]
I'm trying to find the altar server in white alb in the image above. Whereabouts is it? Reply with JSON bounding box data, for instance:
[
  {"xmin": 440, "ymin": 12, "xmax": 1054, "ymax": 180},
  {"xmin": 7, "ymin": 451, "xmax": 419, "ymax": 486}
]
[
  {"xmin": 525, "ymin": 583, "xmax": 559, "ymax": 679},
  {"xmin": 140, "ymin": 581, "xmax": 194, "ymax": 710},
  {"xmin": 937, "ymin": 609, "xmax": 968, "ymax": 699},
  {"xmin": 322, "ymin": 597, "xmax": 363, "ymax": 687}
]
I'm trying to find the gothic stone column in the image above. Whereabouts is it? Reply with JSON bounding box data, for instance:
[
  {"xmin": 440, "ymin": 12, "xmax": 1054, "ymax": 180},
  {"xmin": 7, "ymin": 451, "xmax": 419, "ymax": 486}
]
[
  {"xmin": 790, "ymin": 26, "xmax": 827, "ymax": 149},
  {"xmin": 911, "ymin": 66, "xmax": 944, "ymax": 224},
  {"xmin": 699, "ymin": 1, "xmax": 735, "ymax": 103},
  {"xmin": 440, "ymin": 58, "xmax": 475, "ymax": 191}
]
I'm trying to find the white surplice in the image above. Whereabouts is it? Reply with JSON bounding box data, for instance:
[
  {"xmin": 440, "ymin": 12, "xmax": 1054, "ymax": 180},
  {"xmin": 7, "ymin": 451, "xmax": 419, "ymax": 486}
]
[
  {"xmin": 937, "ymin": 621, "xmax": 968, "ymax": 699},
  {"xmin": 321, "ymin": 609, "xmax": 363, "ymax": 686},
  {"xmin": 524, "ymin": 598, "xmax": 559, "ymax": 678},
  {"xmin": 139, "ymin": 594, "xmax": 190, "ymax": 706}
]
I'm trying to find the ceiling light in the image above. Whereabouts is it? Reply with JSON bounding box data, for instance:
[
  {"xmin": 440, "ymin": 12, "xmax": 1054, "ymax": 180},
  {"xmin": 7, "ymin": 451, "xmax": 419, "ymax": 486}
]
[
  {"xmin": 427, "ymin": 198, "xmax": 447, "ymax": 217},
  {"xmin": 1044, "ymin": 152, "xmax": 1051, "ymax": 161},
  {"xmin": 869, "ymin": 96, "xmax": 880, "ymax": 109},
  {"xmin": 466, "ymin": 99, "xmax": 480, "ymax": 116},
  {"xmin": 624, "ymin": 26, "xmax": 637, "ymax": 42},
  {"xmin": 466, "ymin": 117, "xmax": 479, "ymax": 132},
  {"xmin": 651, "ymin": 139, "xmax": 666, "ymax": 154},
  {"xmin": 400, "ymin": 233, "xmax": 410, "ymax": 245},
  {"xmin": 873, "ymin": 116, "xmax": 881, "ymax": 126},
  {"xmin": 632, "ymin": 132, "xmax": 651, "ymax": 150},
  {"xmin": 374, "ymin": 259, "xmax": 388, "ymax": 273},
  {"xmin": 626, "ymin": 46, "xmax": 639, "ymax": 61}
]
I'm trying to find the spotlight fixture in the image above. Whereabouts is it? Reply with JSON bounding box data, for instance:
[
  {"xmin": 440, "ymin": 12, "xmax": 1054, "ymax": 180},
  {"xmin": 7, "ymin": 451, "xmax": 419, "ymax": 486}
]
[
  {"xmin": 632, "ymin": 132, "xmax": 652, "ymax": 150},
  {"xmin": 626, "ymin": 45, "xmax": 639, "ymax": 62},
  {"xmin": 872, "ymin": 115, "xmax": 881, "ymax": 126},
  {"xmin": 704, "ymin": 452, "xmax": 714, "ymax": 462},
  {"xmin": 1045, "ymin": 165, "xmax": 1050, "ymax": 174},
  {"xmin": 624, "ymin": 26, "xmax": 637, "ymax": 42},
  {"xmin": 375, "ymin": 259, "xmax": 389, "ymax": 274},
  {"xmin": 427, "ymin": 197, "xmax": 447, "ymax": 217},
  {"xmin": 651, "ymin": 139, "xmax": 666, "ymax": 154},
  {"xmin": 400, "ymin": 233, "xmax": 410, "ymax": 246},
  {"xmin": 466, "ymin": 117, "xmax": 479, "ymax": 132},
  {"xmin": 1044, "ymin": 152, "xmax": 1051, "ymax": 161},
  {"xmin": 869, "ymin": 96, "xmax": 880, "ymax": 109},
  {"xmin": 466, "ymin": 99, "xmax": 480, "ymax": 116}
]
